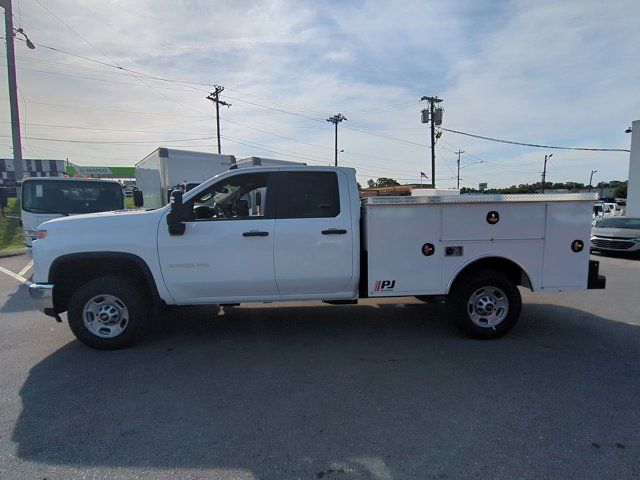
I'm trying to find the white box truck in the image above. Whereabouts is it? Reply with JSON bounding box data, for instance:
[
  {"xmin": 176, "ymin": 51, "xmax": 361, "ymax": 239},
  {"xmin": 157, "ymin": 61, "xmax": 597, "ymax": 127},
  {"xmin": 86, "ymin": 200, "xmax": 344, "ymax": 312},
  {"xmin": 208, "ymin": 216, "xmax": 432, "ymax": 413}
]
[
  {"xmin": 135, "ymin": 148, "xmax": 235, "ymax": 209},
  {"xmin": 20, "ymin": 177, "xmax": 126, "ymax": 248},
  {"xmin": 28, "ymin": 165, "xmax": 605, "ymax": 350}
]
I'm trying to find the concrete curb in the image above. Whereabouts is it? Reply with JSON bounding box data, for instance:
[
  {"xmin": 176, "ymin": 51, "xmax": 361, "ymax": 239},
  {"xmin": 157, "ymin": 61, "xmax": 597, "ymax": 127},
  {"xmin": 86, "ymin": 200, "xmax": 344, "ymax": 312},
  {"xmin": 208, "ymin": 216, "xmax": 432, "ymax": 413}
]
[{"xmin": 0, "ymin": 248, "xmax": 26, "ymax": 259}]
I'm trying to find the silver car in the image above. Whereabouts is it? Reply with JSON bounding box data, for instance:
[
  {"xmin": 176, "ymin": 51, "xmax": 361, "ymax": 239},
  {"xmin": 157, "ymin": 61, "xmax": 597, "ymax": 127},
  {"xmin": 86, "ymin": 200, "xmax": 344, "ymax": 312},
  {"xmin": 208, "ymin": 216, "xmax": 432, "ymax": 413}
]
[{"xmin": 591, "ymin": 217, "xmax": 640, "ymax": 253}]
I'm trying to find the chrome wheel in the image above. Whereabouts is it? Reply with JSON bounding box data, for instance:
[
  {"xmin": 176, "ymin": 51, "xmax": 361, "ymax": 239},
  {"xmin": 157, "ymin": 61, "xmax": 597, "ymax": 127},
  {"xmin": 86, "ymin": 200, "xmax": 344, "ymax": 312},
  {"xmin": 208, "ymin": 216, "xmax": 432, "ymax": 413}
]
[
  {"xmin": 467, "ymin": 286, "xmax": 509, "ymax": 328},
  {"xmin": 82, "ymin": 294, "xmax": 130, "ymax": 338}
]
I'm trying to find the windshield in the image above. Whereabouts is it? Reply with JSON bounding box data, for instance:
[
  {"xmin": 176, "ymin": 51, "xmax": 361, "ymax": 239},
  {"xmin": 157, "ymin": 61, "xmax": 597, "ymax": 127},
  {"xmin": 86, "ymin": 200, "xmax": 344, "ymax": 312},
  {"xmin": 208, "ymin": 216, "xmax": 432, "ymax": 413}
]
[
  {"xmin": 22, "ymin": 180, "xmax": 124, "ymax": 215},
  {"xmin": 596, "ymin": 218, "xmax": 640, "ymax": 229}
]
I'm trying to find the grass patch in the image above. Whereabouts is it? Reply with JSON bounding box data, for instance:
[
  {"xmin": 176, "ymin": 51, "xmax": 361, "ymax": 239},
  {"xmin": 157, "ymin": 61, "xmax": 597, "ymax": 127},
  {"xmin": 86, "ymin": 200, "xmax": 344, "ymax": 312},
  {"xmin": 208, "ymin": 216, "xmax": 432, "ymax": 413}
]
[{"xmin": 0, "ymin": 199, "xmax": 24, "ymax": 252}]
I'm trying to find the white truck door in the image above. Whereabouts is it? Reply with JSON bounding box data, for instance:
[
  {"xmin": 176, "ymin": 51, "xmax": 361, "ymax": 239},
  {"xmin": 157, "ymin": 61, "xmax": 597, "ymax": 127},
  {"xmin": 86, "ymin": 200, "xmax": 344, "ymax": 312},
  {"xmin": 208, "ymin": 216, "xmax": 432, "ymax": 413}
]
[
  {"xmin": 273, "ymin": 171, "xmax": 354, "ymax": 295},
  {"xmin": 157, "ymin": 171, "xmax": 278, "ymax": 301}
]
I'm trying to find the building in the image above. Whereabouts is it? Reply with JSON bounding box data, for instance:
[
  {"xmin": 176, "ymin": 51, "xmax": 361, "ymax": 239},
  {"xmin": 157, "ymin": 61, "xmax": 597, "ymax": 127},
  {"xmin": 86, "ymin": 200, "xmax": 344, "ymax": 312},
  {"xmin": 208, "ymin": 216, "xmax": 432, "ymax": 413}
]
[{"xmin": 0, "ymin": 158, "xmax": 66, "ymax": 195}]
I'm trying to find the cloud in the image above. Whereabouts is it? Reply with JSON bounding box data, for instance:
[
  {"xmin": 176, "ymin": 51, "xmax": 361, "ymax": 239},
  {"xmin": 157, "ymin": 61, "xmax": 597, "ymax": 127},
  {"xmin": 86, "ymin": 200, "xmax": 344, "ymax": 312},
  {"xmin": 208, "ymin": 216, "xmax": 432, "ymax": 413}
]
[{"xmin": 0, "ymin": 0, "xmax": 636, "ymax": 187}]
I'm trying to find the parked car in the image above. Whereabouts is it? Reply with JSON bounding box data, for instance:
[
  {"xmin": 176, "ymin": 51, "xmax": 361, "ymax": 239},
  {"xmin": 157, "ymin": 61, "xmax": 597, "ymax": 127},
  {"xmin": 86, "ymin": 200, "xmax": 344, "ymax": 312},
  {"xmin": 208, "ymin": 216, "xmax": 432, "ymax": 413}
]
[
  {"xmin": 591, "ymin": 217, "xmax": 640, "ymax": 254},
  {"xmin": 604, "ymin": 202, "xmax": 623, "ymax": 217}
]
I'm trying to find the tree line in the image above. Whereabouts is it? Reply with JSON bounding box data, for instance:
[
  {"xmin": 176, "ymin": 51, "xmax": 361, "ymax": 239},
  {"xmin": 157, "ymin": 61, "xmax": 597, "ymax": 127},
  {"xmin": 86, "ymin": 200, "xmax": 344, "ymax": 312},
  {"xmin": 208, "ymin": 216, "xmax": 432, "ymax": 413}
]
[{"xmin": 362, "ymin": 178, "xmax": 628, "ymax": 197}]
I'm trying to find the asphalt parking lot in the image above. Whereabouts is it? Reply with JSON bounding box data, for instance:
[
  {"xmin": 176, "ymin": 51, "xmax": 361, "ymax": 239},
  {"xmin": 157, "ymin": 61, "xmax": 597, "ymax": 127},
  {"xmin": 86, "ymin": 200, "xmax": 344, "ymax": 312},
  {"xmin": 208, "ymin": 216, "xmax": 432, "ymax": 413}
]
[{"xmin": 0, "ymin": 253, "xmax": 638, "ymax": 480}]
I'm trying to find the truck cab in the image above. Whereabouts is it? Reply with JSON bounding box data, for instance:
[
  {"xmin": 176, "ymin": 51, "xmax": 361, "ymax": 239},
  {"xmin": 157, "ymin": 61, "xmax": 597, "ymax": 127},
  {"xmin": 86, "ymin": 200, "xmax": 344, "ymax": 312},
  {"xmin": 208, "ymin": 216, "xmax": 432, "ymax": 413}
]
[{"xmin": 160, "ymin": 167, "xmax": 360, "ymax": 302}]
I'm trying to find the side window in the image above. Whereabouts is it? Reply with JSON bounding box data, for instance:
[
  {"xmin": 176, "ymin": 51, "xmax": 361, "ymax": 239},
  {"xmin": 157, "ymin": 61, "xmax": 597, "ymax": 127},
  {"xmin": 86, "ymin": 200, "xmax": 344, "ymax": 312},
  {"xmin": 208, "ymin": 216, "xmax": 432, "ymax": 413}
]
[
  {"xmin": 188, "ymin": 172, "xmax": 271, "ymax": 221},
  {"xmin": 279, "ymin": 172, "xmax": 340, "ymax": 219}
]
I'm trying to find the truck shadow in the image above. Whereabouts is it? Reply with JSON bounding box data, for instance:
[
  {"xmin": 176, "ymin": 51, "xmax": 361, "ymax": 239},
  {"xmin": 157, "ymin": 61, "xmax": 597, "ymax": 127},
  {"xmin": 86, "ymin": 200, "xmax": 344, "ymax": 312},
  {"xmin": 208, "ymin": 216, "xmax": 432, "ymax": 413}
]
[
  {"xmin": 0, "ymin": 284, "xmax": 36, "ymax": 315},
  {"xmin": 12, "ymin": 302, "xmax": 640, "ymax": 479}
]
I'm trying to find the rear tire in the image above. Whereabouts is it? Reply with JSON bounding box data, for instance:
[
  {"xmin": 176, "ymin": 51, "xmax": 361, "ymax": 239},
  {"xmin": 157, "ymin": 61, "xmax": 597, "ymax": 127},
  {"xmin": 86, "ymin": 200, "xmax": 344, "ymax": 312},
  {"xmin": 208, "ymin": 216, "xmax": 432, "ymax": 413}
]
[
  {"xmin": 67, "ymin": 276, "xmax": 150, "ymax": 350},
  {"xmin": 448, "ymin": 270, "xmax": 522, "ymax": 339}
]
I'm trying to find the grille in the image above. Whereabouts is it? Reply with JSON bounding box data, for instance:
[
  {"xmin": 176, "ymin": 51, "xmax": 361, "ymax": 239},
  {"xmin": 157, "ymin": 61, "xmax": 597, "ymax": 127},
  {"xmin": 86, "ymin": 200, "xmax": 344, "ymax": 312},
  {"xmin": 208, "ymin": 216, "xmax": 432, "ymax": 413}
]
[{"xmin": 591, "ymin": 238, "xmax": 635, "ymax": 250}]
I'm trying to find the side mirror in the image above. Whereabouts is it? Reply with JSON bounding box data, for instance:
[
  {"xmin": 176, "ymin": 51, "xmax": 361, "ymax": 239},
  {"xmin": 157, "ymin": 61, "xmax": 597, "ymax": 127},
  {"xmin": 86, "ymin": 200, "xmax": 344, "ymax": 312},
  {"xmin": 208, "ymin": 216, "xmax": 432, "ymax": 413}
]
[
  {"xmin": 132, "ymin": 189, "xmax": 144, "ymax": 208},
  {"xmin": 166, "ymin": 190, "xmax": 186, "ymax": 235},
  {"xmin": 0, "ymin": 187, "xmax": 7, "ymax": 209},
  {"xmin": 171, "ymin": 189, "xmax": 183, "ymax": 207}
]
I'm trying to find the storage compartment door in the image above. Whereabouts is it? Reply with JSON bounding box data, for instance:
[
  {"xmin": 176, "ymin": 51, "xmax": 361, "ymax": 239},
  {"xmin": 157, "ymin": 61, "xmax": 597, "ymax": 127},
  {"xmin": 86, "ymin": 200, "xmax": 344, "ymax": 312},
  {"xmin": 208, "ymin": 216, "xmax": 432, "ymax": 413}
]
[
  {"xmin": 542, "ymin": 203, "xmax": 591, "ymax": 290},
  {"xmin": 366, "ymin": 205, "xmax": 442, "ymax": 296}
]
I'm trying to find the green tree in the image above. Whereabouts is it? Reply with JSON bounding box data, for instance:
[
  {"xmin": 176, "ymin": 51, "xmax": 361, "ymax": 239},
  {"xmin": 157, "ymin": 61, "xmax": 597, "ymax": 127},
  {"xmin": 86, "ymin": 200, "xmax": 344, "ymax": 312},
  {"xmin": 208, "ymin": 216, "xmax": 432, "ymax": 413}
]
[
  {"xmin": 367, "ymin": 177, "xmax": 401, "ymax": 188},
  {"xmin": 614, "ymin": 182, "xmax": 628, "ymax": 198}
]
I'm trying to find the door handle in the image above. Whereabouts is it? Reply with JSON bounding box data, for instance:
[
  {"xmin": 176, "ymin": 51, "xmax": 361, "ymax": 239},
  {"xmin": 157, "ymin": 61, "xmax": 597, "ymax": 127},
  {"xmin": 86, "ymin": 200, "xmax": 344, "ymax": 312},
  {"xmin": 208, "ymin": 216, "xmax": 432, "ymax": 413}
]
[
  {"xmin": 321, "ymin": 229, "xmax": 347, "ymax": 235},
  {"xmin": 242, "ymin": 230, "xmax": 269, "ymax": 237}
]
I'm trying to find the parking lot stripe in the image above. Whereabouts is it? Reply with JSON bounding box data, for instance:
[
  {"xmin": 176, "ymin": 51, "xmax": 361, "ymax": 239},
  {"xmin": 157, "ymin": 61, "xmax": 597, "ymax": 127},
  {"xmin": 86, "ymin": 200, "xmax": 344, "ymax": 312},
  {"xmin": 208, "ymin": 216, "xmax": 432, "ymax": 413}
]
[
  {"xmin": 18, "ymin": 260, "xmax": 34, "ymax": 277},
  {"xmin": 0, "ymin": 266, "xmax": 31, "ymax": 286}
]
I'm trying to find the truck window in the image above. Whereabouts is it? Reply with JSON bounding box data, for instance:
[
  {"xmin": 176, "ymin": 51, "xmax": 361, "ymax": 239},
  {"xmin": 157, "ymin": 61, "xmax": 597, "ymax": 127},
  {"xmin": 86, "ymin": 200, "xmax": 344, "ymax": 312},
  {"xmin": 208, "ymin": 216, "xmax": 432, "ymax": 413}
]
[
  {"xmin": 278, "ymin": 172, "xmax": 340, "ymax": 219},
  {"xmin": 189, "ymin": 172, "xmax": 271, "ymax": 221},
  {"xmin": 21, "ymin": 180, "xmax": 124, "ymax": 215}
]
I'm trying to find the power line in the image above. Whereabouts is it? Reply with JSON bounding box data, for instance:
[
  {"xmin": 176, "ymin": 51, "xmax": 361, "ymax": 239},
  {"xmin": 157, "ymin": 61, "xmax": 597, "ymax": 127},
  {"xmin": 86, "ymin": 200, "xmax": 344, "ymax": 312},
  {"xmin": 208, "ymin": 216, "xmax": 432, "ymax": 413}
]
[
  {"xmin": 441, "ymin": 127, "xmax": 630, "ymax": 153},
  {"xmin": 0, "ymin": 119, "xmax": 210, "ymax": 134},
  {"xmin": 0, "ymin": 98, "xmax": 207, "ymax": 117},
  {"xmin": 0, "ymin": 134, "xmax": 215, "ymax": 145},
  {"xmin": 30, "ymin": 0, "xmax": 206, "ymax": 115},
  {"xmin": 1, "ymin": 62, "xmax": 204, "ymax": 93}
]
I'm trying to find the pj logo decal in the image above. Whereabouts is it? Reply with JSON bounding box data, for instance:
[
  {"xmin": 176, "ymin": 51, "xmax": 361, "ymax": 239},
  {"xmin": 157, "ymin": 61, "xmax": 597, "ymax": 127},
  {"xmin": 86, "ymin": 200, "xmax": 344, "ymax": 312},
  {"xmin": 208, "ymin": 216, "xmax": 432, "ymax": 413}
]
[{"xmin": 374, "ymin": 280, "xmax": 396, "ymax": 291}]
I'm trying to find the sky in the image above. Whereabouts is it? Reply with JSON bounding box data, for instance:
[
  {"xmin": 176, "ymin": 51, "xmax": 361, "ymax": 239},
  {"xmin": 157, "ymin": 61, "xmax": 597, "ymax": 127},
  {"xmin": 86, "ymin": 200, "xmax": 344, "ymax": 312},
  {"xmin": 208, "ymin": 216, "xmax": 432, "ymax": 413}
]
[{"xmin": 1, "ymin": 0, "xmax": 638, "ymax": 189}]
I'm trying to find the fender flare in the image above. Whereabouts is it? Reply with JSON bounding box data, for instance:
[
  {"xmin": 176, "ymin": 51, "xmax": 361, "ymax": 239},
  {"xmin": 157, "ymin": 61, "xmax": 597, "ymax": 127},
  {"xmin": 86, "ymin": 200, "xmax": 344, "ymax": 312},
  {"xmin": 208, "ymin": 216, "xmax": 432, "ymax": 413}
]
[
  {"xmin": 445, "ymin": 255, "xmax": 535, "ymax": 294},
  {"xmin": 49, "ymin": 251, "xmax": 163, "ymax": 302}
]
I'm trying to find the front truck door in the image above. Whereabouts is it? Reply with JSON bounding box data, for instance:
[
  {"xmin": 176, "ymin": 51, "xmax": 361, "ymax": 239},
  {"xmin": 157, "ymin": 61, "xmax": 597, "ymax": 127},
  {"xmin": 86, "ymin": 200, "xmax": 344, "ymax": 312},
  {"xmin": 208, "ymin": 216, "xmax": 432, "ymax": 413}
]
[
  {"xmin": 273, "ymin": 171, "xmax": 354, "ymax": 295},
  {"xmin": 157, "ymin": 171, "xmax": 278, "ymax": 302}
]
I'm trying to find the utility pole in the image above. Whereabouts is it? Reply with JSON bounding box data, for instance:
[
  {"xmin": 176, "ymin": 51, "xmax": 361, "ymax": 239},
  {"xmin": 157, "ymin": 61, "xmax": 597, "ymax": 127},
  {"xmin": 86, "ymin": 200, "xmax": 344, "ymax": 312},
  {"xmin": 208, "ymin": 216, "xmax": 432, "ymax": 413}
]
[
  {"xmin": 455, "ymin": 150, "xmax": 464, "ymax": 190},
  {"xmin": 589, "ymin": 170, "xmax": 597, "ymax": 192},
  {"xmin": 541, "ymin": 153, "xmax": 553, "ymax": 193},
  {"xmin": 2, "ymin": 0, "xmax": 25, "ymax": 197},
  {"xmin": 326, "ymin": 114, "xmax": 347, "ymax": 166},
  {"xmin": 206, "ymin": 85, "xmax": 231, "ymax": 154},
  {"xmin": 420, "ymin": 96, "xmax": 443, "ymax": 188}
]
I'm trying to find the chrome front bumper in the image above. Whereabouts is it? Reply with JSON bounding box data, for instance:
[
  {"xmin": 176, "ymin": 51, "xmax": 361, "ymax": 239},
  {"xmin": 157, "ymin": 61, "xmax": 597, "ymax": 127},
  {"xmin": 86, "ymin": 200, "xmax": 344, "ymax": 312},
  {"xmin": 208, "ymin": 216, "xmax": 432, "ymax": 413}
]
[{"xmin": 29, "ymin": 283, "xmax": 55, "ymax": 315}]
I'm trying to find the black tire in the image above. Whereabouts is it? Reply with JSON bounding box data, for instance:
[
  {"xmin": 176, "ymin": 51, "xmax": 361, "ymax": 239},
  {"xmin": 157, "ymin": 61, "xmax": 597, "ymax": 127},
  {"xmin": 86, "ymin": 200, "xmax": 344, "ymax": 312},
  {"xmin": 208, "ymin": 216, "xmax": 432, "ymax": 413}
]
[
  {"xmin": 448, "ymin": 270, "xmax": 522, "ymax": 339},
  {"xmin": 67, "ymin": 276, "xmax": 150, "ymax": 350}
]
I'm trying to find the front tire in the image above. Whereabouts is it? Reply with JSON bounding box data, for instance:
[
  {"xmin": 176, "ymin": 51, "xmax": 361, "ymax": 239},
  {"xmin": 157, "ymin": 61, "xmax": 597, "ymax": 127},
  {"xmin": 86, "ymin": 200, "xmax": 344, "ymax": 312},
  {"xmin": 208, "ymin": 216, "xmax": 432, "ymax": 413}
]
[
  {"xmin": 449, "ymin": 271, "xmax": 522, "ymax": 339},
  {"xmin": 67, "ymin": 276, "xmax": 150, "ymax": 350}
]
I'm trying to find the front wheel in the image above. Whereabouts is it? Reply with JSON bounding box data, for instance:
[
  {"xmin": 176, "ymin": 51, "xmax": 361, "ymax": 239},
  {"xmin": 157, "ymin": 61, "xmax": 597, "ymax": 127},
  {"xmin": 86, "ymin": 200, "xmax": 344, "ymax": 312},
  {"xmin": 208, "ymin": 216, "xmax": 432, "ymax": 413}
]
[
  {"xmin": 67, "ymin": 276, "xmax": 150, "ymax": 350},
  {"xmin": 448, "ymin": 271, "xmax": 522, "ymax": 339}
]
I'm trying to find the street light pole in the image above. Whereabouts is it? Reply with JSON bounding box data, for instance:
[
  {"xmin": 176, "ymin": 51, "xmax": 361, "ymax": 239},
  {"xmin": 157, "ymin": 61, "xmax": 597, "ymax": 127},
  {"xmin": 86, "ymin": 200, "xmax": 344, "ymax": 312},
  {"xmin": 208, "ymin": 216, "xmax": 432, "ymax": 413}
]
[
  {"xmin": 541, "ymin": 153, "xmax": 553, "ymax": 193},
  {"xmin": 589, "ymin": 170, "xmax": 598, "ymax": 192},
  {"xmin": 1, "ymin": 0, "xmax": 24, "ymax": 195},
  {"xmin": 327, "ymin": 114, "xmax": 346, "ymax": 166}
]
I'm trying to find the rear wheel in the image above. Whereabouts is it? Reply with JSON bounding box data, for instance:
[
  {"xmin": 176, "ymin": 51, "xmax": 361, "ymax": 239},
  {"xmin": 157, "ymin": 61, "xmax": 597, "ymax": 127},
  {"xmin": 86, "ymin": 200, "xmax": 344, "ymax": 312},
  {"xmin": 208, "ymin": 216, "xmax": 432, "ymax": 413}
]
[
  {"xmin": 67, "ymin": 276, "xmax": 150, "ymax": 350},
  {"xmin": 449, "ymin": 271, "xmax": 522, "ymax": 339}
]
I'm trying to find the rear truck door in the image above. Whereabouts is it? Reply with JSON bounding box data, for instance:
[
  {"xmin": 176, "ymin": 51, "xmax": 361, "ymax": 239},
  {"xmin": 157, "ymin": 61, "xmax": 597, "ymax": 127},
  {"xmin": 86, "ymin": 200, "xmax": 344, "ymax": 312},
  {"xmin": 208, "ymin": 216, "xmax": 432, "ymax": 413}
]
[
  {"xmin": 273, "ymin": 170, "xmax": 354, "ymax": 295},
  {"xmin": 157, "ymin": 171, "xmax": 278, "ymax": 302}
]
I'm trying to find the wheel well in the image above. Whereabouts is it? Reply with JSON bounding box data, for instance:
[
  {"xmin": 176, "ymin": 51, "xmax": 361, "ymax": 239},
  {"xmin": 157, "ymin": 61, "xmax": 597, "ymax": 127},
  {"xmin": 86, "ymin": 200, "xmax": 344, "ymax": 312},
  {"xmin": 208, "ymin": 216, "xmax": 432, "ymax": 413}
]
[
  {"xmin": 448, "ymin": 257, "xmax": 533, "ymax": 294},
  {"xmin": 50, "ymin": 253, "xmax": 157, "ymax": 313}
]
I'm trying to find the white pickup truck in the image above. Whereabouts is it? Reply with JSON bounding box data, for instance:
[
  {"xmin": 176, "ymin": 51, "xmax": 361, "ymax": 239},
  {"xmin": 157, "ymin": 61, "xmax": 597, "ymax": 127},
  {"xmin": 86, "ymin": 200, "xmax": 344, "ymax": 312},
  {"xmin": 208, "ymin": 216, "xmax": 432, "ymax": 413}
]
[{"xmin": 29, "ymin": 166, "xmax": 605, "ymax": 349}]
